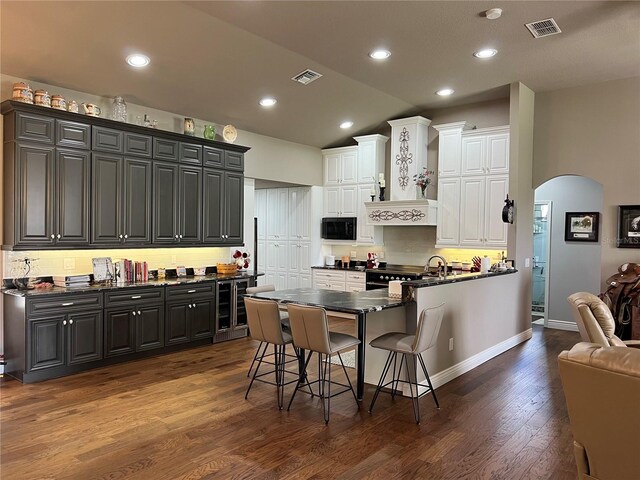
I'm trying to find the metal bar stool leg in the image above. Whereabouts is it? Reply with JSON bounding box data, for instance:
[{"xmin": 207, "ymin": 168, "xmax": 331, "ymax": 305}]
[
  {"xmin": 247, "ymin": 341, "xmax": 265, "ymax": 377},
  {"xmin": 404, "ymin": 354, "xmax": 420, "ymax": 424},
  {"xmin": 245, "ymin": 342, "xmax": 269, "ymax": 400},
  {"xmin": 276, "ymin": 345, "xmax": 285, "ymax": 410},
  {"xmin": 325, "ymin": 354, "xmax": 332, "ymax": 424},
  {"xmin": 368, "ymin": 350, "xmax": 394, "ymax": 413},
  {"xmin": 287, "ymin": 351, "xmax": 313, "ymax": 411},
  {"xmin": 418, "ymin": 354, "xmax": 439, "ymax": 409},
  {"xmin": 390, "ymin": 352, "xmax": 399, "ymax": 399},
  {"xmin": 337, "ymin": 352, "xmax": 358, "ymax": 405}
]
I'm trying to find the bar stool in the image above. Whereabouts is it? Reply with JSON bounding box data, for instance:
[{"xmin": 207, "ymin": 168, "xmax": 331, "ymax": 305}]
[
  {"xmin": 286, "ymin": 303, "xmax": 360, "ymax": 424},
  {"xmin": 244, "ymin": 297, "xmax": 299, "ymax": 409},
  {"xmin": 245, "ymin": 285, "xmax": 290, "ymax": 377},
  {"xmin": 368, "ymin": 303, "xmax": 445, "ymax": 424}
]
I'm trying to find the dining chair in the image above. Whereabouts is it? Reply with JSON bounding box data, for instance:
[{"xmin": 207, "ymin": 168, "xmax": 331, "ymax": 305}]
[
  {"xmin": 286, "ymin": 303, "xmax": 360, "ymax": 424},
  {"xmin": 244, "ymin": 296, "xmax": 299, "ymax": 409},
  {"xmin": 368, "ymin": 303, "xmax": 445, "ymax": 424},
  {"xmin": 245, "ymin": 285, "xmax": 291, "ymax": 377}
]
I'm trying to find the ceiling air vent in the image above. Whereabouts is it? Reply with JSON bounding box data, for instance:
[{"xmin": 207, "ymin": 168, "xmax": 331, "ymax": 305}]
[
  {"xmin": 525, "ymin": 18, "xmax": 562, "ymax": 38},
  {"xmin": 291, "ymin": 69, "xmax": 323, "ymax": 85}
]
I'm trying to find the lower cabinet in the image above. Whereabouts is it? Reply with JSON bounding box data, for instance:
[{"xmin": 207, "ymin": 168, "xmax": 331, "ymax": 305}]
[
  {"xmin": 165, "ymin": 298, "xmax": 215, "ymax": 345},
  {"xmin": 105, "ymin": 303, "xmax": 164, "ymax": 357},
  {"xmin": 29, "ymin": 310, "xmax": 103, "ymax": 371},
  {"xmin": 216, "ymin": 278, "xmax": 251, "ymax": 332}
]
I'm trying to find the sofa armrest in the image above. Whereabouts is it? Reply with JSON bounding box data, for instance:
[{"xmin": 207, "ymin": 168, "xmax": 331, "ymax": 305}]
[{"xmin": 623, "ymin": 340, "xmax": 640, "ymax": 348}]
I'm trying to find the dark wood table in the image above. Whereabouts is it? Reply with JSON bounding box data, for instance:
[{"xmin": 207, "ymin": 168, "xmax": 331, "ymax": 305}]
[{"xmin": 245, "ymin": 288, "xmax": 407, "ymax": 400}]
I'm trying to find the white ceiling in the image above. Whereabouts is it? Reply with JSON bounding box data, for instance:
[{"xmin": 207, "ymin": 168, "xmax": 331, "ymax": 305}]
[{"xmin": 1, "ymin": 1, "xmax": 638, "ymax": 148}]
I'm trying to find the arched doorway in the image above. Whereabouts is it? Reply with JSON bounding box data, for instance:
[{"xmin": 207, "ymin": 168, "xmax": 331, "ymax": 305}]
[{"xmin": 533, "ymin": 175, "xmax": 603, "ymax": 330}]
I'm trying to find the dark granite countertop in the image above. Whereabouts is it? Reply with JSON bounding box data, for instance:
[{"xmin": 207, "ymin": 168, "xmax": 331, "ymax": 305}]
[
  {"xmin": 403, "ymin": 269, "xmax": 518, "ymax": 289},
  {"xmin": 245, "ymin": 287, "xmax": 406, "ymax": 314},
  {"xmin": 2, "ymin": 271, "xmax": 264, "ymax": 298},
  {"xmin": 311, "ymin": 265, "xmax": 367, "ymax": 272}
]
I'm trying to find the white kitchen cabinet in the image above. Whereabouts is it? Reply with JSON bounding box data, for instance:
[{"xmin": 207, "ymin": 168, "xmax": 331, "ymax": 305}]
[
  {"xmin": 435, "ymin": 178, "xmax": 461, "ymax": 247},
  {"xmin": 299, "ymin": 274, "xmax": 311, "ymax": 289},
  {"xmin": 356, "ymin": 184, "xmax": 382, "ymax": 244},
  {"xmin": 486, "ymin": 132, "xmax": 510, "ymax": 174},
  {"xmin": 324, "ymin": 185, "xmax": 358, "ymax": 217},
  {"xmin": 433, "ymin": 122, "xmax": 471, "ymax": 178},
  {"xmin": 460, "ymin": 177, "xmax": 486, "ymax": 246},
  {"xmin": 288, "ymin": 187, "xmax": 311, "ymax": 241},
  {"xmin": 387, "ymin": 116, "xmax": 431, "ymax": 201},
  {"xmin": 287, "ymin": 241, "xmax": 311, "ymax": 274},
  {"xmin": 346, "ymin": 283, "xmax": 365, "ymax": 293},
  {"xmin": 257, "ymin": 240, "xmax": 266, "ymax": 271},
  {"xmin": 266, "ymin": 188, "xmax": 288, "ymax": 239},
  {"xmin": 322, "ymin": 147, "xmax": 358, "ymax": 186},
  {"xmin": 484, "ymin": 175, "xmax": 509, "ymax": 247},
  {"xmin": 354, "ymin": 134, "xmax": 388, "ymax": 184},
  {"xmin": 459, "ymin": 175, "xmax": 508, "ymax": 248},
  {"xmin": 275, "ymin": 272, "xmax": 288, "ymax": 290},
  {"xmin": 312, "ymin": 269, "xmax": 365, "ymax": 292},
  {"xmin": 287, "ymin": 273, "xmax": 299, "ymax": 290},
  {"xmin": 461, "ymin": 127, "xmax": 509, "ymax": 176}
]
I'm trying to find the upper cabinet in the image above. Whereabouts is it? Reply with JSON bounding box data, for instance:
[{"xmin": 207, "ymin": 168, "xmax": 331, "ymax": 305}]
[
  {"xmin": 354, "ymin": 134, "xmax": 388, "ymax": 184},
  {"xmin": 433, "ymin": 122, "xmax": 510, "ymax": 249},
  {"xmin": 322, "ymin": 147, "xmax": 358, "ymax": 186},
  {"xmin": 1, "ymin": 100, "xmax": 249, "ymax": 250}
]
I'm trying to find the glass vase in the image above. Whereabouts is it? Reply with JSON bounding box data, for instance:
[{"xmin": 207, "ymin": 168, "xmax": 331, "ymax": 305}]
[
  {"xmin": 111, "ymin": 96, "xmax": 127, "ymax": 122},
  {"xmin": 417, "ymin": 186, "xmax": 427, "ymax": 199}
]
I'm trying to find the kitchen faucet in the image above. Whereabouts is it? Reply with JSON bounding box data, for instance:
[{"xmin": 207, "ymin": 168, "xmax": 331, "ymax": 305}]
[{"xmin": 425, "ymin": 255, "xmax": 448, "ymax": 279}]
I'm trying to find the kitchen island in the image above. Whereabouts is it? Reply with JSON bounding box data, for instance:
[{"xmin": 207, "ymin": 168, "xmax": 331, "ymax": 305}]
[{"xmin": 251, "ymin": 269, "xmax": 527, "ymax": 401}]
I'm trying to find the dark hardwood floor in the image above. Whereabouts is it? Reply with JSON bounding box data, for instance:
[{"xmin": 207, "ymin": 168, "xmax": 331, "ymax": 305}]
[{"xmin": 0, "ymin": 324, "xmax": 580, "ymax": 479}]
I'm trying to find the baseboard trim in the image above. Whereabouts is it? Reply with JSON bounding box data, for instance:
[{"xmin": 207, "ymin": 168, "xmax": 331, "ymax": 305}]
[
  {"xmin": 546, "ymin": 319, "xmax": 579, "ymax": 332},
  {"xmin": 407, "ymin": 328, "xmax": 533, "ymax": 396}
]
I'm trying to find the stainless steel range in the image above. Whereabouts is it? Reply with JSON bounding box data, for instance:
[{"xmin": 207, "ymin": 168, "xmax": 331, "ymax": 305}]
[{"xmin": 365, "ymin": 264, "xmax": 426, "ymax": 290}]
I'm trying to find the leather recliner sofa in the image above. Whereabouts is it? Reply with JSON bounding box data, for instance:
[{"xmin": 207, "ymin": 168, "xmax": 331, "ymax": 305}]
[{"xmin": 558, "ymin": 342, "xmax": 640, "ymax": 479}]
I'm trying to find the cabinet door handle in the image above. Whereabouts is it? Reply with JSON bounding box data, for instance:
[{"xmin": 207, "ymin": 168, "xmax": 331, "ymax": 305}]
[
  {"xmin": 124, "ymin": 234, "xmax": 128, "ymax": 239},
  {"xmin": 188, "ymin": 289, "xmax": 196, "ymax": 293},
  {"xmin": 62, "ymin": 302, "xmax": 74, "ymax": 306},
  {"xmin": 131, "ymin": 295, "xmax": 141, "ymax": 299},
  {"xmin": 57, "ymin": 234, "xmax": 61, "ymax": 239},
  {"xmin": 50, "ymin": 234, "xmax": 55, "ymax": 239},
  {"xmin": 69, "ymin": 319, "xmax": 73, "ymax": 325},
  {"xmin": 175, "ymin": 234, "xmax": 179, "ymax": 239},
  {"xmin": 63, "ymin": 320, "xmax": 67, "ymax": 326},
  {"xmin": 179, "ymin": 234, "xmax": 183, "ymax": 239},
  {"xmin": 191, "ymin": 303, "xmax": 196, "ymax": 308},
  {"xmin": 138, "ymin": 310, "xmax": 142, "ymax": 315},
  {"xmin": 132, "ymin": 311, "xmax": 136, "ymax": 316},
  {"xmin": 119, "ymin": 234, "xmax": 123, "ymax": 239}
]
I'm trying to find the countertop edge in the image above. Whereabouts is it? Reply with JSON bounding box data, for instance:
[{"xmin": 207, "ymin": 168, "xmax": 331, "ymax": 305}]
[{"xmin": 403, "ymin": 269, "xmax": 518, "ymax": 289}]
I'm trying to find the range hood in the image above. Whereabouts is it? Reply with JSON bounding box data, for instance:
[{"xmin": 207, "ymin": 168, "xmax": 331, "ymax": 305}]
[{"xmin": 365, "ymin": 116, "xmax": 438, "ymax": 226}]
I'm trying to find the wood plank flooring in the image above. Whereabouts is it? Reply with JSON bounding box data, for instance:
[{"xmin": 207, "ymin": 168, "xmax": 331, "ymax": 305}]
[{"xmin": 0, "ymin": 325, "xmax": 580, "ymax": 479}]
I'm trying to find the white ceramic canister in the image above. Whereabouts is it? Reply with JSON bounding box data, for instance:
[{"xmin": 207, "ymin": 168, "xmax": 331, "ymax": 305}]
[
  {"xmin": 325, "ymin": 255, "xmax": 336, "ymax": 266},
  {"xmin": 480, "ymin": 256, "xmax": 491, "ymax": 274}
]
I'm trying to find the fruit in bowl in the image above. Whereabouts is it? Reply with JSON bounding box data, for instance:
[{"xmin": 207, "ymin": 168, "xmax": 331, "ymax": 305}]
[{"xmin": 232, "ymin": 250, "xmax": 251, "ymax": 270}]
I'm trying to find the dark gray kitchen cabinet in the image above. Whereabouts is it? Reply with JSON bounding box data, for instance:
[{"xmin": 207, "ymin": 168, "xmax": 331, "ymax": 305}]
[
  {"xmin": 153, "ymin": 138, "xmax": 179, "ymax": 162},
  {"xmin": 136, "ymin": 305, "xmax": 164, "ymax": 351},
  {"xmin": 92, "ymin": 153, "xmax": 123, "ymax": 244},
  {"xmin": 105, "ymin": 309, "xmax": 136, "ymax": 357},
  {"xmin": 166, "ymin": 303, "xmax": 190, "ymax": 345},
  {"xmin": 29, "ymin": 315, "xmax": 66, "ymax": 371},
  {"xmin": 191, "ymin": 299, "xmax": 215, "ymax": 339},
  {"xmin": 92, "ymin": 126, "xmax": 123, "ymax": 153},
  {"xmin": 179, "ymin": 166, "xmax": 202, "ymax": 243},
  {"xmin": 56, "ymin": 120, "xmax": 90, "ymax": 150},
  {"xmin": 203, "ymin": 146, "xmax": 223, "ymax": 168},
  {"xmin": 166, "ymin": 298, "xmax": 214, "ymax": 345},
  {"xmin": 225, "ymin": 172, "xmax": 244, "ymax": 244},
  {"xmin": 29, "ymin": 310, "xmax": 103, "ymax": 371},
  {"xmin": 203, "ymin": 169, "xmax": 243, "ymax": 245},
  {"xmin": 16, "ymin": 112, "xmax": 54, "ymax": 144},
  {"xmin": 123, "ymin": 157, "xmax": 152, "ymax": 244},
  {"xmin": 124, "ymin": 133, "xmax": 152, "ymax": 158},
  {"xmin": 203, "ymin": 169, "xmax": 224, "ymax": 243},
  {"xmin": 55, "ymin": 149, "xmax": 90, "ymax": 245},
  {"xmin": 224, "ymin": 150, "xmax": 244, "ymax": 171},
  {"xmin": 152, "ymin": 162, "xmax": 179, "ymax": 244},
  {"xmin": 91, "ymin": 153, "xmax": 151, "ymax": 245},
  {"xmin": 13, "ymin": 143, "xmax": 55, "ymax": 246},
  {"xmin": 179, "ymin": 142, "xmax": 202, "ymax": 165}
]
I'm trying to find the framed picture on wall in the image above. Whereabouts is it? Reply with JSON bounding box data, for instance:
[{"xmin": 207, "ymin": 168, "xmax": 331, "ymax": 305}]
[
  {"xmin": 564, "ymin": 212, "xmax": 600, "ymax": 242},
  {"xmin": 617, "ymin": 205, "xmax": 640, "ymax": 248}
]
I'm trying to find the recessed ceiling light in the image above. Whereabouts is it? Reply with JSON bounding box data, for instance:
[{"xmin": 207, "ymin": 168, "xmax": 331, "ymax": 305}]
[
  {"xmin": 259, "ymin": 97, "xmax": 277, "ymax": 107},
  {"xmin": 436, "ymin": 88, "xmax": 455, "ymax": 96},
  {"xmin": 340, "ymin": 121, "xmax": 354, "ymax": 129},
  {"xmin": 369, "ymin": 49, "xmax": 391, "ymax": 60},
  {"xmin": 474, "ymin": 48, "xmax": 498, "ymax": 58},
  {"xmin": 485, "ymin": 8, "xmax": 503, "ymax": 20},
  {"xmin": 126, "ymin": 53, "xmax": 150, "ymax": 68}
]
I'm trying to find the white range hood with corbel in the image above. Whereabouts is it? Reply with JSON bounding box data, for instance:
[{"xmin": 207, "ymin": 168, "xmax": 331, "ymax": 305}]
[{"xmin": 365, "ymin": 116, "xmax": 438, "ymax": 226}]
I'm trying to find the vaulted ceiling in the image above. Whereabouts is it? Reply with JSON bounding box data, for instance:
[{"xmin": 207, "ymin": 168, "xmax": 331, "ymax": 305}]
[{"xmin": 2, "ymin": 1, "xmax": 638, "ymax": 148}]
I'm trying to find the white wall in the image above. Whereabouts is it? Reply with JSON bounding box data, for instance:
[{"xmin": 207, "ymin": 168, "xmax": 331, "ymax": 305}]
[{"xmin": 535, "ymin": 175, "xmax": 603, "ymax": 324}]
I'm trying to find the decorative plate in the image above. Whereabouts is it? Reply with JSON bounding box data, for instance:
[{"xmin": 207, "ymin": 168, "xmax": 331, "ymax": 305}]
[{"xmin": 223, "ymin": 124, "xmax": 237, "ymax": 143}]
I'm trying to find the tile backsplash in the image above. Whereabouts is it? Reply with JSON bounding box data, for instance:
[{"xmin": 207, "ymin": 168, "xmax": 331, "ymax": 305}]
[{"xmin": 3, "ymin": 248, "xmax": 234, "ymax": 279}]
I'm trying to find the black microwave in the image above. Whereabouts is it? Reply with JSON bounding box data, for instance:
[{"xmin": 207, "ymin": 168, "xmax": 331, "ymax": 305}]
[{"xmin": 321, "ymin": 217, "xmax": 357, "ymax": 241}]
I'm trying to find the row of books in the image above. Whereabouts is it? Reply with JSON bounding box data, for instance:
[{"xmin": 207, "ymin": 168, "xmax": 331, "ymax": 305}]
[
  {"xmin": 53, "ymin": 274, "xmax": 90, "ymax": 288},
  {"xmin": 115, "ymin": 259, "xmax": 149, "ymax": 284}
]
